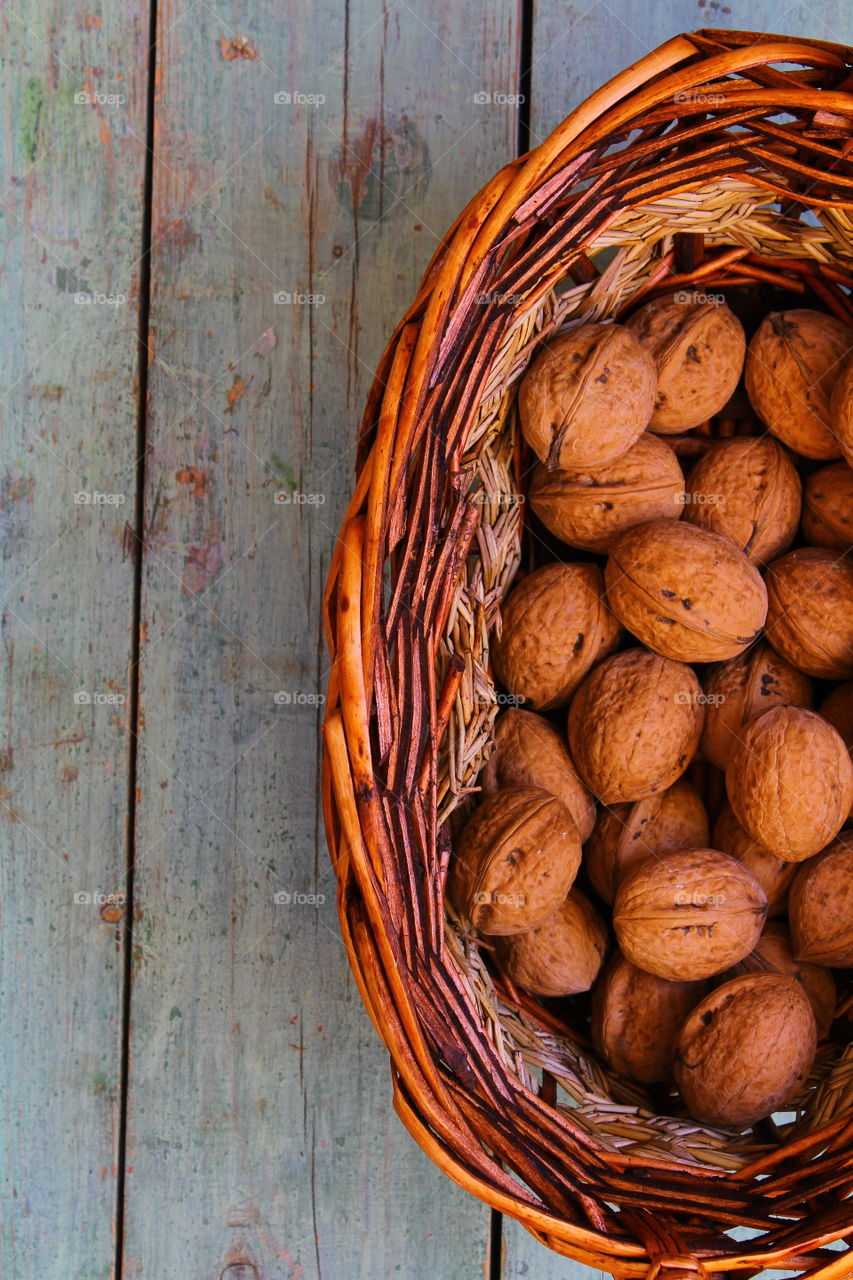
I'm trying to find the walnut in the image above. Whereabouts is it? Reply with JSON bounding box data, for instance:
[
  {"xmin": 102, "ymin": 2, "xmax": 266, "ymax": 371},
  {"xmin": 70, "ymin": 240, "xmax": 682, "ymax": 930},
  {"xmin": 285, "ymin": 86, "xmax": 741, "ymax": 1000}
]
[
  {"xmin": 625, "ymin": 294, "xmax": 745, "ymax": 432},
  {"xmin": 480, "ymin": 709, "xmax": 596, "ymax": 843},
  {"xmin": 567, "ymin": 648, "xmax": 704, "ymax": 805},
  {"xmin": 789, "ymin": 832, "xmax": 853, "ymax": 968},
  {"xmin": 612, "ymin": 848, "xmax": 767, "ymax": 982},
  {"xmin": 711, "ymin": 805, "xmax": 797, "ymax": 917},
  {"xmin": 802, "ymin": 461, "xmax": 853, "ymax": 553},
  {"xmin": 724, "ymin": 919, "xmax": 836, "ymax": 1037},
  {"xmin": 674, "ymin": 973, "xmax": 817, "ymax": 1126},
  {"xmin": 725, "ymin": 706, "xmax": 853, "ymax": 862},
  {"xmin": 493, "ymin": 562, "xmax": 622, "ymax": 711},
  {"xmin": 591, "ymin": 952, "xmax": 708, "ymax": 1084},
  {"xmin": 518, "ymin": 323, "xmax": 656, "ymax": 470},
  {"xmin": 528, "ymin": 433, "xmax": 685, "ymax": 553},
  {"xmin": 765, "ymin": 548, "xmax": 853, "ymax": 681},
  {"xmin": 746, "ymin": 309, "xmax": 853, "ymax": 459},
  {"xmin": 491, "ymin": 888, "xmax": 608, "ymax": 996},
  {"xmin": 605, "ymin": 519, "xmax": 767, "ymax": 662},
  {"xmin": 448, "ymin": 786, "xmax": 581, "ymax": 936},
  {"xmin": 700, "ymin": 641, "xmax": 812, "ymax": 771},
  {"xmin": 585, "ymin": 780, "xmax": 709, "ymax": 905},
  {"xmin": 682, "ymin": 436, "xmax": 801, "ymax": 564}
]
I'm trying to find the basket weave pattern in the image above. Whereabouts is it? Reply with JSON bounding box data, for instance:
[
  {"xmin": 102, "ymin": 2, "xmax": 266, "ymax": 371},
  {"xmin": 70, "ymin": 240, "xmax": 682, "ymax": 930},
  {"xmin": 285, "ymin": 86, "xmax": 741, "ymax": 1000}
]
[{"xmin": 323, "ymin": 30, "xmax": 853, "ymax": 1279}]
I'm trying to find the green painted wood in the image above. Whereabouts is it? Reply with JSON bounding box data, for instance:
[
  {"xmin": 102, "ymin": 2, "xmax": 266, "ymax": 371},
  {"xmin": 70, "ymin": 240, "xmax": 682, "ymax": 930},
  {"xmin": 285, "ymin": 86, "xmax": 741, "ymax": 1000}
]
[
  {"xmin": 122, "ymin": 2, "xmax": 520, "ymax": 1277},
  {"xmin": 0, "ymin": 3, "xmax": 149, "ymax": 1277},
  {"xmin": 501, "ymin": 5, "xmax": 853, "ymax": 1278}
]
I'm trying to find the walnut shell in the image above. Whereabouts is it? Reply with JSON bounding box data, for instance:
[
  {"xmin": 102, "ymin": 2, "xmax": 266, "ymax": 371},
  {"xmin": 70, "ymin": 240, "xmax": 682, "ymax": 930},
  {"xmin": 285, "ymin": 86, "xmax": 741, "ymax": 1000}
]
[
  {"xmin": 585, "ymin": 780, "xmax": 709, "ymax": 905},
  {"xmin": 745, "ymin": 309, "xmax": 853, "ymax": 460},
  {"xmin": 700, "ymin": 641, "xmax": 813, "ymax": 771},
  {"xmin": 612, "ymin": 848, "xmax": 768, "ymax": 982},
  {"xmin": 480, "ymin": 709, "xmax": 596, "ymax": 842},
  {"xmin": 726, "ymin": 706, "xmax": 853, "ymax": 862},
  {"xmin": 448, "ymin": 786, "xmax": 581, "ymax": 936},
  {"xmin": 518, "ymin": 323, "xmax": 656, "ymax": 471},
  {"xmin": 674, "ymin": 973, "xmax": 817, "ymax": 1126},
  {"xmin": 567, "ymin": 648, "xmax": 704, "ymax": 805},
  {"xmin": 682, "ymin": 436, "xmax": 801, "ymax": 564},
  {"xmin": 829, "ymin": 351, "xmax": 853, "ymax": 468},
  {"xmin": 802, "ymin": 461, "xmax": 853, "ymax": 552},
  {"xmin": 605, "ymin": 520, "xmax": 768, "ymax": 662},
  {"xmin": 711, "ymin": 805, "xmax": 797, "ymax": 917},
  {"xmin": 592, "ymin": 952, "xmax": 709, "ymax": 1084},
  {"xmin": 528, "ymin": 434, "xmax": 685, "ymax": 553},
  {"xmin": 765, "ymin": 548, "xmax": 853, "ymax": 680},
  {"xmin": 820, "ymin": 682, "xmax": 853, "ymax": 754},
  {"xmin": 625, "ymin": 294, "xmax": 746, "ymax": 432},
  {"xmin": 493, "ymin": 562, "xmax": 622, "ymax": 711},
  {"xmin": 491, "ymin": 888, "xmax": 608, "ymax": 996},
  {"xmin": 724, "ymin": 920, "xmax": 836, "ymax": 1037},
  {"xmin": 789, "ymin": 833, "xmax": 853, "ymax": 967}
]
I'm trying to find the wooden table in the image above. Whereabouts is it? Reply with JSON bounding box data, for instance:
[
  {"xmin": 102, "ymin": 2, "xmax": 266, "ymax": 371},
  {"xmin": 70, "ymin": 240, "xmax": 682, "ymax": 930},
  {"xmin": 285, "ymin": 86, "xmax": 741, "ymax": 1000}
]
[{"xmin": 3, "ymin": 3, "xmax": 852, "ymax": 1277}]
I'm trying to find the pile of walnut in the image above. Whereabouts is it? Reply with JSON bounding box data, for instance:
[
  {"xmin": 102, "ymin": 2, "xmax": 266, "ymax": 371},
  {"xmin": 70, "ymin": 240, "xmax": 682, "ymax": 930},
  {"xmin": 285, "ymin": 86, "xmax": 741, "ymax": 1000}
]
[{"xmin": 448, "ymin": 298, "xmax": 853, "ymax": 1130}]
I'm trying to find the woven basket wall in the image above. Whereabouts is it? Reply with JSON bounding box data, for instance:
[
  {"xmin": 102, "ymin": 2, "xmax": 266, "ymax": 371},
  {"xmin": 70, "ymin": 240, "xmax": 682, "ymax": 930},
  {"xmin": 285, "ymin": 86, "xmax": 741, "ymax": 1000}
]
[{"xmin": 322, "ymin": 28, "xmax": 853, "ymax": 1280}]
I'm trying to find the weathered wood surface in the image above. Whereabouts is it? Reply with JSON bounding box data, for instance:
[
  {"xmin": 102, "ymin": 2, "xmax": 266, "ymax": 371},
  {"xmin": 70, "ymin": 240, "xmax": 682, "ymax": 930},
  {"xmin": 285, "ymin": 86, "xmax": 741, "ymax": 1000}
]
[
  {"xmin": 0, "ymin": 2, "xmax": 149, "ymax": 1276},
  {"xmin": 122, "ymin": 2, "xmax": 520, "ymax": 1278}
]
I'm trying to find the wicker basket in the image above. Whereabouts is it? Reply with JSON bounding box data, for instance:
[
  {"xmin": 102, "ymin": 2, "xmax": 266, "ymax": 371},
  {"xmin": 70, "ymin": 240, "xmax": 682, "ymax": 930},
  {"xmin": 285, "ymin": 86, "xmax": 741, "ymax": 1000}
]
[{"xmin": 322, "ymin": 29, "xmax": 853, "ymax": 1280}]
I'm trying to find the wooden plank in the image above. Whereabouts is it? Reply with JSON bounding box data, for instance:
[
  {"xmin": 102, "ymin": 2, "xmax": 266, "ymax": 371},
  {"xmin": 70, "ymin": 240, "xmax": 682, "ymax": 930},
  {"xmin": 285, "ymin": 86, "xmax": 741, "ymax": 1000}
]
[
  {"xmin": 123, "ymin": 2, "xmax": 521, "ymax": 1277},
  {"xmin": 503, "ymin": 4, "xmax": 853, "ymax": 1278},
  {"xmin": 0, "ymin": 3, "xmax": 150, "ymax": 1276}
]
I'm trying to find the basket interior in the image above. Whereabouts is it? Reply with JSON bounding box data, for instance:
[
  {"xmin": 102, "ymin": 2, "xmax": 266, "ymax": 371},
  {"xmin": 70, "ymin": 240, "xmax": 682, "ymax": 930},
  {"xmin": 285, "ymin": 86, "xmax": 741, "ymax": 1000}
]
[{"xmin": 436, "ymin": 178, "xmax": 853, "ymax": 1169}]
